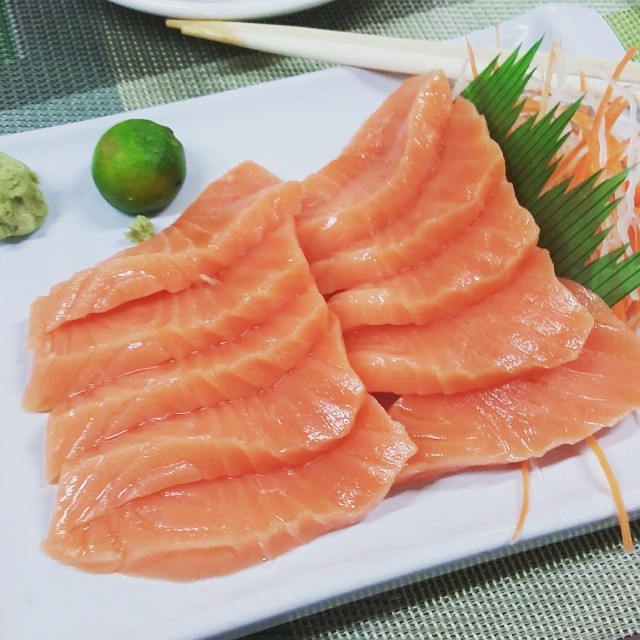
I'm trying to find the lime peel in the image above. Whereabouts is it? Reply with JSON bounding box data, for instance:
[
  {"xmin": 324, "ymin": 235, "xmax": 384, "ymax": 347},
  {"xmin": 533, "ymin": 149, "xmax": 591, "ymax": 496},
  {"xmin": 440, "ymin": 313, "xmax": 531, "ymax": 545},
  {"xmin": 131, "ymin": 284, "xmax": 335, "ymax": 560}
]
[{"xmin": 92, "ymin": 119, "xmax": 186, "ymax": 216}]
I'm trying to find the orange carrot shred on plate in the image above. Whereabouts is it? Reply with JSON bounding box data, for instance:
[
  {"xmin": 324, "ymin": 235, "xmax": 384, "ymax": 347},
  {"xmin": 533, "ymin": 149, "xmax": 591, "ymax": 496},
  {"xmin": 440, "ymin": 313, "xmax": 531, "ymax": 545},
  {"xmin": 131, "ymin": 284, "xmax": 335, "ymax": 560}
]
[
  {"xmin": 591, "ymin": 46, "xmax": 637, "ymax": 139},
  {"xmin": 544, "ymin": 50, "xmax": 638, "ymax": 326},
  {"xmin": 466, "ymin": 37, "xmax": 479, "ymax": 79},
  {"xmin": 511, "ymin": 460, "xmax": 531, "ymax": 544},
  {"xmin": 548, "ymin": 139, "xmax": 586, "ymax": 187},
  {"xmin": 604, "ymin": 97, "xmax": 628, "ymax": 131},
  {"xmin": 501, "ymin": 44, "xmax": 639, "ymax": 325},
  {"xmin": 579, "ymin": 47, "xmax": 638, "ymax": 201},
  {"xmin": 586, "ymin": 436, "xmax": 634, "ymax": 552}
]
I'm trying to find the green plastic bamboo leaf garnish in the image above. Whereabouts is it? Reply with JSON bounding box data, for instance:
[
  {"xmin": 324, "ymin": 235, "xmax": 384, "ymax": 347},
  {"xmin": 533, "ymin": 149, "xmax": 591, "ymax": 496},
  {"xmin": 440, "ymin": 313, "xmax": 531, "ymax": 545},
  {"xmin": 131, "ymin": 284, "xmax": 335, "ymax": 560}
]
[{"xmin": 461, "ymin": 42, "xmax": 640, "ymax": 306}]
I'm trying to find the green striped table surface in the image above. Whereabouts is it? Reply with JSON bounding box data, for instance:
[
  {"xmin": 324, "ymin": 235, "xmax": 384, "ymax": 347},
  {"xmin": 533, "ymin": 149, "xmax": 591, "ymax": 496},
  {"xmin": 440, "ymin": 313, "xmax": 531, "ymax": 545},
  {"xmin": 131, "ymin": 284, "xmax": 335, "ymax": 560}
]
[{"xmin": 1, "ymin": 1, "xmax": 639, "ymax": 639}]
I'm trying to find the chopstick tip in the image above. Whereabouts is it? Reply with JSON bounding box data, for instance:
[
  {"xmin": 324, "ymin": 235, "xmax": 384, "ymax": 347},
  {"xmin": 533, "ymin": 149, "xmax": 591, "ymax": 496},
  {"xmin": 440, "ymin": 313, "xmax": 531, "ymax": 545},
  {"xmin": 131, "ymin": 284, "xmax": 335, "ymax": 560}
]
[{"xmin": 164, "ymin": 19, "xmax": 243, "ymax": 46}]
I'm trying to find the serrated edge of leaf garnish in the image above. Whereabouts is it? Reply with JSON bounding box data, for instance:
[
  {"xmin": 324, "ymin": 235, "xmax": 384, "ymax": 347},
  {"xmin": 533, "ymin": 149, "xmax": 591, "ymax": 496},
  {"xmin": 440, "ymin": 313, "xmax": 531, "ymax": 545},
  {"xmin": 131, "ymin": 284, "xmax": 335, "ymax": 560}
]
[{"xmin": 461, "ymin": 42, "xmax": 640, "ymax": 307}]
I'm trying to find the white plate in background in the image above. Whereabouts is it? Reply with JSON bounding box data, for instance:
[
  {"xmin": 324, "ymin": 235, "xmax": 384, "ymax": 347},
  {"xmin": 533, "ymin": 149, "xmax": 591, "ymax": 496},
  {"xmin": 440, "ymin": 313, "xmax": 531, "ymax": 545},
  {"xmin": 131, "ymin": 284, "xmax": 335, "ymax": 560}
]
[
  {"xmin": 107, "ymin": 0, "xmax": 337, "ymax": 20},
  {"xmin": 0, "ymin": 5, "xmax": 637, "ymax": 640}
]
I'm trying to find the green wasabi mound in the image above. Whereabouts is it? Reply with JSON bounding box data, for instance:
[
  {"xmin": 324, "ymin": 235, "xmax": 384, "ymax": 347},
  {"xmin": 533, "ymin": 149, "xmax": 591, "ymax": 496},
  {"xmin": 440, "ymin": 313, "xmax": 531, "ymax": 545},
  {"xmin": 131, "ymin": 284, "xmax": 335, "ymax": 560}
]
[
  {"xmin": 125, "ymin": 215, "xmax": 156, "ymax": 244},
  {"xmin": 0, "ymin": 152, "xmax": 48, "ymax": 240}
]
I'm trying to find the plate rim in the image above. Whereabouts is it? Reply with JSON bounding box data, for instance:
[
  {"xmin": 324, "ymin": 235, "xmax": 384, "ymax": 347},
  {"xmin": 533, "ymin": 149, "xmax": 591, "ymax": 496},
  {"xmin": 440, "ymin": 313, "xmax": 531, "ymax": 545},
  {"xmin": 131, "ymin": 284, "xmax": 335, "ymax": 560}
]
[{"xmin": 106, "ymin": 0, "xmax": 337, "ymax": 20}]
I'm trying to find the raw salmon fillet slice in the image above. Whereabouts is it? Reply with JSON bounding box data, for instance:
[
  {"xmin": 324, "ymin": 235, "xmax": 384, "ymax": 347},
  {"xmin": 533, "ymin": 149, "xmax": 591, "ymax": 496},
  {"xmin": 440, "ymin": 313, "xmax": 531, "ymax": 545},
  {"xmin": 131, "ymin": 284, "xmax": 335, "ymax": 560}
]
[
  {"xmin": 28, "ymin": 162, "xmax": 297, "ymax": 340},
  {"xmin": 344, "ymin": 249, "xmax": 594, "ymax": 395},
  {"xmin": 46, "ymin": 282, "xmax": 328, "ymax": 481},
  {"xmin": 50, "ymin": 317, "xmax": 365, "ymax": 532},
  {"xmin": 24, "ymin": 219, "xmax": 309, "ymax": 411},
  {"xmin": 297, "ymin": 72, "xmax": 452, "ymax": 265},
  {"xmin": 391, "ymin": 280, "xmax": 640, "ymax": 483},
  {"xmin": 310, "ymin": 98, "xmax": 506, "ymax": 294},
  {"xmin": 43, "ymin": 398, "xmax": 416, "ymax": 581},
  {"xmin": 329, "ymin": 181, "xmax": 539, "ymax": 331}
]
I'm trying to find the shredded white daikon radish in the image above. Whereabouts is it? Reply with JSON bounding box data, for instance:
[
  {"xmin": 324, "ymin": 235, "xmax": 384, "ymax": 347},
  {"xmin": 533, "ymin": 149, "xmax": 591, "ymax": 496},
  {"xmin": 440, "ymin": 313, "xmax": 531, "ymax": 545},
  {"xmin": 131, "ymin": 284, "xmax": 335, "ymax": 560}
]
[
  {"xmin": 598, "ymin": 116, "xmax": 608, "ymax": 172},
  {"xmin": 548, "ymin": 41, "xmax": 569, "ymax": 109},
  {"xmin": 597, "ymin": 68, "xmax": 640, "ymax": 266},
  {"xmin": 201, "ymin": 274, "xmax": 221, "ymax": 286},
  {"xmin": 617, "ymin": 82, "xmax": 639, "ymax": 235},
  {"xmin": 451, "ymin": 59, "xmax": 470, "ymax": 100},
  {"xmin": 469, "ymin": 38, "xmax": 640, "ymax": 313}
]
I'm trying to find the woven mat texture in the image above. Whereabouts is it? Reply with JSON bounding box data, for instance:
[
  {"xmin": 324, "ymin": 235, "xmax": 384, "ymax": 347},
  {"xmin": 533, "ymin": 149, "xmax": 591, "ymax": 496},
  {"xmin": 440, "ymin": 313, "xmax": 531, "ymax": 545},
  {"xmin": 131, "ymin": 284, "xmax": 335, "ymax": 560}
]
[{"xmin": 1, "ymin": 1, "xmax": 639, "ymax": 639}]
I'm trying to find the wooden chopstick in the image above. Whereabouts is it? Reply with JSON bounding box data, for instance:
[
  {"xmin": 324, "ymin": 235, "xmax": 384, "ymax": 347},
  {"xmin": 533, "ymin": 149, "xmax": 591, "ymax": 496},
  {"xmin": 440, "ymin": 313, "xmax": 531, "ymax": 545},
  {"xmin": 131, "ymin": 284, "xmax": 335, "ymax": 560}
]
[{"xmin": 166, "ymin": 19, "xmax": 640, "ymax": 100}]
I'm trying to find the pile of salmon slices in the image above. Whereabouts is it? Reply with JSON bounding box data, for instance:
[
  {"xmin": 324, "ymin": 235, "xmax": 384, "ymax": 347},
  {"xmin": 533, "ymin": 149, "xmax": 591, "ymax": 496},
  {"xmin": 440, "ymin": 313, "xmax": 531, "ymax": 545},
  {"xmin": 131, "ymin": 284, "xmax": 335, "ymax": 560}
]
[
  {"xmin": 298, "ymin": 72, "xmax": 640, "ymax": 481},
  {"xmin": 26, "ymin": 72, "xmax": 640, "ymax": 581},
  {"xmin": 27, "ymin": 162, "xmax": 415, "ymax": 580}
]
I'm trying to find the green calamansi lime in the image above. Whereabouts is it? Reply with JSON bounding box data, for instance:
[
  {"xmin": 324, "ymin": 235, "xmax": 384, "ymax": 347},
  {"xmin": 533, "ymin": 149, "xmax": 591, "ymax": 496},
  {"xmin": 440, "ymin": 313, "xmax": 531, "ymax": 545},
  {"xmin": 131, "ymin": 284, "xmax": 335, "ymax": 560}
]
[{"xmin": 92, "ymin": 119, "xmax": 186, "ymax": 216}]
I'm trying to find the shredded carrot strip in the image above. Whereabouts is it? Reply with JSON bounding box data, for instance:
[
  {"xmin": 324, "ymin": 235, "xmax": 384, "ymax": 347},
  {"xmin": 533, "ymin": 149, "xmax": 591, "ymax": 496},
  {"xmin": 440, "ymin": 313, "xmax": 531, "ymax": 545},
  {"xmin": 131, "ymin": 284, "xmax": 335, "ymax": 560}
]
[
  {"xmin": 516, "ymin": 46, "xmax": 640, "ymax": 325},
  {"xmin": 592, "ymin": 46, "xmax": 637, "ymax": 140},
  {"xmin": 585, "ymin": 125, "xmax": 603, "ymax": 179},
  {"xmin": 604, "ymin": 97, "xmax": 628, "ymax": 131},
  {"xmin": 521, "ymin": 100, "xmax": 542, "ymax": 116},
  {"xmin": 549, "ymin": 139, "xmax": 586, "ymax": 186},
  {"xmin": 574, "ymin": 153, "xmax": 596, "ymax": 185},
  {"xmin": 511, "ymin": 461, "xmax": 531, "ymax": 543},
  {"xmin": 565, "ymin": 48, "xmax": 639, "ymax": 201},
  {"xmin": 586, "ymin": 436, "xmax": 634, "ymax": 552},
  {"xmin": 466, "ymin": 37, "xmax": 479, "ymax": 79}
]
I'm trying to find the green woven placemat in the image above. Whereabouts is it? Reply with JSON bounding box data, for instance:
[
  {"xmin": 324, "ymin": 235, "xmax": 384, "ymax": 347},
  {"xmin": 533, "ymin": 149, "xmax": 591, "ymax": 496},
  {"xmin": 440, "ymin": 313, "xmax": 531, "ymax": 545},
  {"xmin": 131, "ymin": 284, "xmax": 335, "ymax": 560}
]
[
  {"xmin": 1, "ymin": 1, "xmax": 639, "ymax": 639},
  {"xmin": 0, "ymin": 1, "xmax": 637, "ymax": 132},
  {"xmin": 607, "ymin": 7, "xmax": 640, "ymax": 58},
  {"xmin": 247, "ymin": 520, "xmax": 640, "ymax": 640}
]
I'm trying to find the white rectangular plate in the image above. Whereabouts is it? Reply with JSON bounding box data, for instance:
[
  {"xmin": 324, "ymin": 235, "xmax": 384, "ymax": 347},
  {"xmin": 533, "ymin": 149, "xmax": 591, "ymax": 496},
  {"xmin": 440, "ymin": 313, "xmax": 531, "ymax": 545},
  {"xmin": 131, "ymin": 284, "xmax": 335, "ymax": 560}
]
[{"xmin": 1, "ymin": 5, "xmax": 638, "ymax": 640}]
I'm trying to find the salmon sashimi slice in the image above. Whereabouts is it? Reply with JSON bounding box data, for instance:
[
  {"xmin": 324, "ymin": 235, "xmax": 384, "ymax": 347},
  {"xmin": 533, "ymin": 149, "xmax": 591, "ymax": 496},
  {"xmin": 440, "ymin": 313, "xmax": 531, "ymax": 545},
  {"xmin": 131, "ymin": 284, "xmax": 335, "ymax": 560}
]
[
  {"xmin": 310, "ymin": 98, "xmax": 506, "ymax": 294},
  {"xmin": 24, "ymin": 220, "xmax": 309, "ymax": 411},
  {"xmin": 43, "ymin": 398, "xmax": 416, "ymax": 581},
  {"xmin": 28, "ymin": 162, "xmax": 298, "ymax": 340},
  {"xmin": 50, "ymin": 317, "xmax": 366, "ymax": 532},
  {"xmin": 329, "ymin": 181, "xmax": 539, "ymax": 331},
  {"xmin": 297, "ymin": 72, "xmax": 452, "ymax": 265},
  {"xmin": 344, "ymin": 249, "xmax": 594, "ymax": 395},
  {"xmin": 391, "ymin": 280, "xmax": 640, "ymax": 484},
  {"xmin": 46, "ymin": 282, "xmax": 328, "ymax": 481}
]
